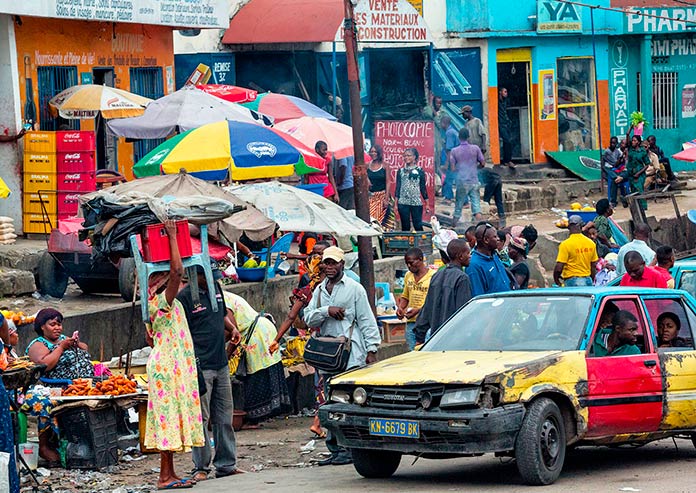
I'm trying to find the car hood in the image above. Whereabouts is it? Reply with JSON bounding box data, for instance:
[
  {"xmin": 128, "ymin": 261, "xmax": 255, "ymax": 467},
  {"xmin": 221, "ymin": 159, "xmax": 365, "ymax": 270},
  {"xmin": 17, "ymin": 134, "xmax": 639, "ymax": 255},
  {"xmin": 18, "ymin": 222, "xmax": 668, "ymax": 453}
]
[{"xmin": 330, "ymin": 350, "xmax": 563, "ymax": 386}]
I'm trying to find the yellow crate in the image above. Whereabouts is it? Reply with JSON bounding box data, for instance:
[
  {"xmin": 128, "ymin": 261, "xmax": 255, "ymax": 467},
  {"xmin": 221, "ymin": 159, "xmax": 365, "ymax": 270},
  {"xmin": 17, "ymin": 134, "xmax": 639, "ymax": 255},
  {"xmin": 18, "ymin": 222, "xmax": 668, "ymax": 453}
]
[
  {"xmin": 23, "ymin": 153, "xmax": 57, "ymax": 174},
  {"xmin": 24, "ymin": 131, "xmax": 56, "ymax": 153},
  {"xmin": 23, "ymin": 192, "xmax": 56, "ymax": 215},
  {"xmin": 23, "ymin": 213, "xmax": 55, "ymax": 234},
  {"xmin": 23, "ymin": 172, "xmax": 56, "ymax": 194}
]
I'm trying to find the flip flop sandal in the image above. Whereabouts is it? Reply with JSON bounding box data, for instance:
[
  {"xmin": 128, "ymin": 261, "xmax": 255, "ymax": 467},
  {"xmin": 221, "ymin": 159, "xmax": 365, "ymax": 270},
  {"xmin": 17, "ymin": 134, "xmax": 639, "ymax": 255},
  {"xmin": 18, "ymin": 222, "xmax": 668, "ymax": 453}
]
[{"xmin": 158, "ymin": 479, "xmax": 193, "ymax": 490}]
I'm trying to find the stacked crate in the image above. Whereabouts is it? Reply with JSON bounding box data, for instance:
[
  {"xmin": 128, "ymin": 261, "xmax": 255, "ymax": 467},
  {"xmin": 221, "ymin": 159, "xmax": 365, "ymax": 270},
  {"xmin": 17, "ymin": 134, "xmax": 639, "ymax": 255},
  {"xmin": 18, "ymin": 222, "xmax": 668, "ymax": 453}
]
[{"xmin": 23, "ymin": 131, "xmax": 96, "ymax": 234}]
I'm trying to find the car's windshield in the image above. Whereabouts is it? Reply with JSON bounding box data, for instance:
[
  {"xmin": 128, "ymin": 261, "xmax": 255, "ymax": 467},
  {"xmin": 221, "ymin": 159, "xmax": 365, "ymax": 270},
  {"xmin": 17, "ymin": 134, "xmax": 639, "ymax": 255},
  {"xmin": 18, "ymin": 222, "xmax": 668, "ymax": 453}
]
[{"xmin": 423, "ymin": 295, "xmax": 592, "ymax": 352}]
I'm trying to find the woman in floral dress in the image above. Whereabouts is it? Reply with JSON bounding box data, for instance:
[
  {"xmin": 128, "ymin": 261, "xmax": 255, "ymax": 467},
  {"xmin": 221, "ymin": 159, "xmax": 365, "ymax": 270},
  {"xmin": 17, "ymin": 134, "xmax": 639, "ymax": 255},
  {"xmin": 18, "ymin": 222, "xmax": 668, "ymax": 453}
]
[{"xmin": 146, "ymin": 220, "xmax": 204, "ymax": 490}]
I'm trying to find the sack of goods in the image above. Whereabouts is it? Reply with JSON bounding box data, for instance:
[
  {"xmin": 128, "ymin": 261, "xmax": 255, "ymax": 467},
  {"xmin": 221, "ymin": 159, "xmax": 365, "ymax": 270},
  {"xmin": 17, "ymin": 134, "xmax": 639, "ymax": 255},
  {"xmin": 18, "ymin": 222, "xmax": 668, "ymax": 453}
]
[{"xmin": 0, "ymin": 217, "xmax": 16, "ymax": 245}]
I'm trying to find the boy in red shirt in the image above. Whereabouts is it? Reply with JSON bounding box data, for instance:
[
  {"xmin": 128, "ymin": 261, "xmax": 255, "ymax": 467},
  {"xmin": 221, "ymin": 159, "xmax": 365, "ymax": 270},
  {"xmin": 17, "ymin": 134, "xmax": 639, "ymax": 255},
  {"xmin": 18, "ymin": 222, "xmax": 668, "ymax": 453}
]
[{"xmin": 620, "ymin": 250, "xmax": 668, "ymax": 288}]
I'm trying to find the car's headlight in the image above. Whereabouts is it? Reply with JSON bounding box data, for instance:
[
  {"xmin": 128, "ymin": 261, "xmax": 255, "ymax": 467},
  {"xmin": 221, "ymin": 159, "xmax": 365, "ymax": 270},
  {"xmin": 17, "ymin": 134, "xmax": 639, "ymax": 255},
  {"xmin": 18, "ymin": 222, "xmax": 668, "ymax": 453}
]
[
  {"xmin": 353, "ymin": 387, "xmax": 367, "ymax": 405},
  {"xmin": 440, "ymin": 388, "xmax": 480, "ymax": 407},
  {"xmin": 330, "ymin": 390, "xmax": 351, "ymax": 404}
]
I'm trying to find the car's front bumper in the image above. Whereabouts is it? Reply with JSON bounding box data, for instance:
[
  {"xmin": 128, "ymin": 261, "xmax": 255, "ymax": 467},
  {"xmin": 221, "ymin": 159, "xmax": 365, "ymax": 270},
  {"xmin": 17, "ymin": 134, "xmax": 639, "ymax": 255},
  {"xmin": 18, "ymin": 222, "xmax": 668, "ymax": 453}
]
[{"xmin": 319, "ymin": 403, "xmax": 525, "ymax": 455}]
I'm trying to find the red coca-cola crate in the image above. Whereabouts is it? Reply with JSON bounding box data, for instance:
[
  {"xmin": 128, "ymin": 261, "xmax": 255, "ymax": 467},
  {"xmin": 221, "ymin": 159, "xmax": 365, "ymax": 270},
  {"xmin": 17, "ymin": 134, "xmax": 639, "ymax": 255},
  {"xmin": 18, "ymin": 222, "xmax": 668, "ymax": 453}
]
[
  {"xmin": 57, "ymin": 191, "xmax": 83, "ymax": 218},
  {"xmin": 58, "ymin": 171, "xmax": 96, "ymax": 192},
  {"xmin": 56, "ymin": 130, "xmax": 96, "ymax": 152},
  {"xmin": 141, "ymin": 220, "xmax": 193, "ymax": 263},
  {"xmin": 57, "ymin": 151, "xmax": 96, "ymax": 173}
]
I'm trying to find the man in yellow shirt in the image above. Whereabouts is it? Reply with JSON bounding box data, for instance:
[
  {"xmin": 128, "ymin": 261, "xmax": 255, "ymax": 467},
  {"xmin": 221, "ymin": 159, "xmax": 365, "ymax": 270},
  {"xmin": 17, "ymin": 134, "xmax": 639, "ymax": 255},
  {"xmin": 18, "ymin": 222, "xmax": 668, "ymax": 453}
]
[
  {"xmin": 554, "ymin": 215, "xmax": 599, "ymax": 287},
  {"xmin": 396, "ymin": 247, "xmax": 435, "ymax": 350}
]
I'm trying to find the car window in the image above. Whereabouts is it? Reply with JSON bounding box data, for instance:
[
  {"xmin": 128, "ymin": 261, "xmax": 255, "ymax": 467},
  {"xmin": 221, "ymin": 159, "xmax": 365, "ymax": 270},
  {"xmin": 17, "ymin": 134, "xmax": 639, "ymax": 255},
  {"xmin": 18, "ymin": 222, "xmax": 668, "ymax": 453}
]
[
  {"xmin": 588, "ymin": 297, "xmax": 649, "ymax": 357},
  {"xmin": 423, "ymin": 295, "xmax": 591, "ymax": 352},
  {"xmin": 678, "ymin": 271, "xmax": 696, "ymax": 298},
  {"xmin": 643, "ymin": 297, "xmax": 695, "ymax": 351}
]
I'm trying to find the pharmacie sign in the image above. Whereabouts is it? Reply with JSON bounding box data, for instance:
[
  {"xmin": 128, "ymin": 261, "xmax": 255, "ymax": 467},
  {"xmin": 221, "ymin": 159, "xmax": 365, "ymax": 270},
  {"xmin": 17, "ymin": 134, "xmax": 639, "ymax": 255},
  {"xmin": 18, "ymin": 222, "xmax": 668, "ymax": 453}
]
[
  {"xmin": 0, "ymin": 0, "xmax": 228, "ymax": 28},
  {"xmin": 537, "ymin": 0, "xmax": 582, "ymax": 33},
  {"xmin": 626, "ymin": 8, "xmax": 696, "ymax": 34},
  {"xmin": 336, "ymin": 0, "xmax": 433, "ymax": 43}
]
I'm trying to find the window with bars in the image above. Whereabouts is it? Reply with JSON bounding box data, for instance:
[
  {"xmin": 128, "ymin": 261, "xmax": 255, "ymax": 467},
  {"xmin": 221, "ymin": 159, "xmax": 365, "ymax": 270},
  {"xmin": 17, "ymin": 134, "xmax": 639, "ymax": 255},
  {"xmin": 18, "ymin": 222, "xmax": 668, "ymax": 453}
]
[
  {"xmin": 652, "ymin": 72, "xmax": 678, "ymax": 129},
  {"xmin": 37, "ymin": 66, "xmax": 78, "ymax": 131},
  {"xmin": 130, "ymin": 67, "xmax": 165, "ymax": 162}
]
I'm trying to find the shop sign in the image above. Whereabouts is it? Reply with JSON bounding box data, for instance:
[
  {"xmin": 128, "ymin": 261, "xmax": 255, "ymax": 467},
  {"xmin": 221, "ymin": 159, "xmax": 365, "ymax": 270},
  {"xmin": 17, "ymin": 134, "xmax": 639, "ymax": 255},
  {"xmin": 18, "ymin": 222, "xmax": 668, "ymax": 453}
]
[
  {"xmin": 0, "ymin": 0, "xmax": 228, "ymax": 28},
  {"xmin": 683, "ymin": 85, "xmax": 696, "ymax": 119},
  {"xmin": 611, "ymin": 68, "xmax": 629, "ymax": 137},
  {"xmin": 538, "ymin": 69, "xmax": 556, "ymax": 121},
  {"xmin": 431, "ymin": 49, "xmax": 482, "ymax": 100},
  {"xmin": 373, "ymin": 120, "xmax": 435, "ymax": 221},
  {"xmin": 336, "ymin": 0, "xmax": 433, "ymax": 43},
  {"xmin": 652, "ymin": 38, "xmax": 696, "ymax": 57},
  {"xmin": 626, "ymin": 8, "xmax": 696, "ymax": 34},
  {"xmin": 537, "ymin": 0, "xmax": 582, "ymax": 33}
]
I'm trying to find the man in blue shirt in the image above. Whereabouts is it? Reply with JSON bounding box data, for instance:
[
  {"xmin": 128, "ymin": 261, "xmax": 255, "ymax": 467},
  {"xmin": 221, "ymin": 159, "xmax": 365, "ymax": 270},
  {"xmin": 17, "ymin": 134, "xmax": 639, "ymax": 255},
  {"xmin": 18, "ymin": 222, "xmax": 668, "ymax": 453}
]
[
  {"xmin": 440, "ymin": 115, "xmax": 459, "ymax": 204},
  {"xmin": 335, "ymin": 156, "xmax": 355, "ymax": 210},
  {"xmin": 466, "ymin": 223, "xmax": 512, "ymax": 297}
]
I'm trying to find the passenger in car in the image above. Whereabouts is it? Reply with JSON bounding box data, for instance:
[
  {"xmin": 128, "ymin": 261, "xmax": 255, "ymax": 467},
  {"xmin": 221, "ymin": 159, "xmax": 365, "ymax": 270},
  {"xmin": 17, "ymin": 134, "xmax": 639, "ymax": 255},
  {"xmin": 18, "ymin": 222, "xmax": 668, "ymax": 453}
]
[
  {"xmin": 657, "ymin": 312, "xmax": 688, "ymax": 348},
  {"xmin": 592, "ymin": 310, "xmax": 641, "ymax": 356}
]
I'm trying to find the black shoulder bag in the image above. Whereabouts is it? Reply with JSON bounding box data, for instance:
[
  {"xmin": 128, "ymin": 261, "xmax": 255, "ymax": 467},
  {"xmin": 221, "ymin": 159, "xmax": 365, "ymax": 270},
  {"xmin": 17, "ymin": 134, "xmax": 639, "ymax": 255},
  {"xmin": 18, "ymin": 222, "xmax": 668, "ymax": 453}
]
[
  {"xmin": 234, "ymin": 314, "xmax": 262, "ymax": 380},
  {"xmin": 303, "ymin": 288, "xmax": 354, "ymax": 374}
]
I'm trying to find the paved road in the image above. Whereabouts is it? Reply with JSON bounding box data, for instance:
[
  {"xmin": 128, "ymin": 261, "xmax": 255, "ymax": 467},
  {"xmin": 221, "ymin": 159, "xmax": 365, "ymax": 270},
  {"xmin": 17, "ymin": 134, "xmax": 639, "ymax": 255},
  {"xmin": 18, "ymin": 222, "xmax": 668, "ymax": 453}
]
[{"xmin": 198, "ymin": 440, "xmax": 696, "ymax": 492}]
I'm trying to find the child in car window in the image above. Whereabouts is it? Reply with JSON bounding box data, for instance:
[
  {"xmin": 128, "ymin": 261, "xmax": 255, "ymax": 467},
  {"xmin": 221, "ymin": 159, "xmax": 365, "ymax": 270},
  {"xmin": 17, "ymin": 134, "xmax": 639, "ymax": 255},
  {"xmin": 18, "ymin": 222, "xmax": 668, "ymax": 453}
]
[{"xmin": 657, "ymin": 312, "xmax": 688, "ymax": 348}]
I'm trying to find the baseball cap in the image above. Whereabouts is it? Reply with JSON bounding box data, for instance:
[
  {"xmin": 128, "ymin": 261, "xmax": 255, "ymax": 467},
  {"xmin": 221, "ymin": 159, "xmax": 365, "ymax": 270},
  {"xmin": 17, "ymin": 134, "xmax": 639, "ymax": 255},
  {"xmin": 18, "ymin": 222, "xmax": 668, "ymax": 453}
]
[
  {"xmin": 568, "ymin": 214, "xmax": 584, "ymax": 226},
  {"xmin": 322, "ymin": 246, "xmax": 345, "ymax": 263},
  {"xmin": 459, "ymin": 104, "xmax": 473, "ymax": 114}
]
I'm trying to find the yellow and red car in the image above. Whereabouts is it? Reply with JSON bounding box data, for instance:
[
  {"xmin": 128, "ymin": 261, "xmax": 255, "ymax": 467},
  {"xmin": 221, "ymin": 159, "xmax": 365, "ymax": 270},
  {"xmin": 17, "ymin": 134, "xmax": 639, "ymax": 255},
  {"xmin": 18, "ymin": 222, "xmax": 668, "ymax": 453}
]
[{"xmin": 320, "ymin": 287, "xmax": 696, "ymax": 485}]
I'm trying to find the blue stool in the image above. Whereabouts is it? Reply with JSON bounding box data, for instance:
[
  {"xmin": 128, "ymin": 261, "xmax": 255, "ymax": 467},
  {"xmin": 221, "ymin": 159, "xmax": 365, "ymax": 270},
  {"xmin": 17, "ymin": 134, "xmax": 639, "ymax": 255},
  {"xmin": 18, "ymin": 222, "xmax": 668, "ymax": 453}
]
[{"xmin": 129, "ymin": 223, "xmax": 217, "ymax": 322}]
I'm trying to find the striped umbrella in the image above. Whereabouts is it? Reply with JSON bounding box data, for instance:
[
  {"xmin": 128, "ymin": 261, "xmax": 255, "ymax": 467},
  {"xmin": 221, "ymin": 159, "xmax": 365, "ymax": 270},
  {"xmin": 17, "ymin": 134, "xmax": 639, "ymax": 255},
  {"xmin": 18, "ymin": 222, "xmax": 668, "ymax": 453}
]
[
  {"xmin": 133, "ymin": 120, "xmax": 324, "ymax": 181},
  {"xmin": 243, "ymin": 92, "xmax": 336, "ymax": 123}
]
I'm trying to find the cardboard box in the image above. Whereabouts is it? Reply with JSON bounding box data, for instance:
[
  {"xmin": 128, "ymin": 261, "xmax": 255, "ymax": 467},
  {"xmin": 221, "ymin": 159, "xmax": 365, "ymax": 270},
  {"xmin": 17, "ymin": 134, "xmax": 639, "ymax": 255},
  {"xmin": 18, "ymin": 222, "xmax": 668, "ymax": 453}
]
[{"xmin": 381, "ymin": 319, "xmax": 406, "ymax": 343}]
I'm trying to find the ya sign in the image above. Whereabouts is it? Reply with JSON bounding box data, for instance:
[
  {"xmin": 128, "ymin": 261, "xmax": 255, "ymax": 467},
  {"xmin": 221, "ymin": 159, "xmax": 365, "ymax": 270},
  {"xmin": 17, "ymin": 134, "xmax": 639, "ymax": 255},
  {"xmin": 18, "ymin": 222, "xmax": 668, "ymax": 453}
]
[{"xmin": 537, "ymin": 0, "xmax": 582, "ymax": 33}]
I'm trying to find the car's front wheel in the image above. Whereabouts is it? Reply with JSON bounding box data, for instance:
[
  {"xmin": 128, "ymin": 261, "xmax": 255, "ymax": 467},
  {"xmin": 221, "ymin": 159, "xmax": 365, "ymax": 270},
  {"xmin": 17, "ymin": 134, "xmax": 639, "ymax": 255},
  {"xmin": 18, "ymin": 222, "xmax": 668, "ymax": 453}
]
[
  {"xmin": 515, "ymin": 397, "xmax": 566, "ymax": 485},
  {"xmin": 352, "ymin": 449, "xmax": 401, "ymax": 478}
]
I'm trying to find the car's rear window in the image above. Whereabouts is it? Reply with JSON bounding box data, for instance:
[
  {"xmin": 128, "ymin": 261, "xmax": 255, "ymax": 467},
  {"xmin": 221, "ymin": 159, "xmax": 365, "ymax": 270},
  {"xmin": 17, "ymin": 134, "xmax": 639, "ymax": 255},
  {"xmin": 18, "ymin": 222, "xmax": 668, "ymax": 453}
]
[{"xmin": 423, "ymin": 296, "xmax": 592, "ymax": 352}]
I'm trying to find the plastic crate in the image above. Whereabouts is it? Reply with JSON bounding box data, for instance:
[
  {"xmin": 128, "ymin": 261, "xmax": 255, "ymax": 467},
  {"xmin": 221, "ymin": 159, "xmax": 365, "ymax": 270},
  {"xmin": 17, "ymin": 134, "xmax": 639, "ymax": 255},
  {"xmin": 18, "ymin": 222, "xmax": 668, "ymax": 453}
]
[
  {"xmin": 57, "ymin": 151, "xmax": 96, "ymax": 173},
  {"xmin": 58, "ymin": 171, "xmax": 97, "ymax": 192},
  {"xmin": 56, "ymin": 406, "xmax": 119, "ymax": 470},
  {"xmin": 56, "ymin": 130, "xmax": 96, "ymax": 152},
  {"xmin": 23, "ymin": 153, "xmax": 57, "ymax": 174},
  {"xmin": 23, "ymin": 172, "xmax": 57, "ymax": 195},
  {"xmin": 142, "ymin": 220, "xmax": 193, "ymax": 263},
  {"xmin": 382, "ymin": 232, "xmax": 433, "ymax": 257},
  {"xmin": 24, "ymin": 131, "xmax": 56, "ymax": 153},
  {"xmin": 57, "ymin": 191, "xmax": 83, "ymax": 217},
  {"xmin": 23, "ymin": 192, "xmax": 56, "ymax": 215},
  {"xmin": 23, "ymin": 213, "xmax": 55, "ymax": 234}
]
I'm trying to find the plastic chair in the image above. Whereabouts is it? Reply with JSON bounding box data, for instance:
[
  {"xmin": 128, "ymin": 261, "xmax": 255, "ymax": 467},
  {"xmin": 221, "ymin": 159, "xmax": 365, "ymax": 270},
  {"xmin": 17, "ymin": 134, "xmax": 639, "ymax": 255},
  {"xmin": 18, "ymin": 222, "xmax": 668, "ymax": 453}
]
[
  {"xmin": 130, "ymin": 223, "xmax": 217, "ymax": 322},
  {"xmin": 251, "ymin": 232, "xmax": 294, "ymax": 279}
]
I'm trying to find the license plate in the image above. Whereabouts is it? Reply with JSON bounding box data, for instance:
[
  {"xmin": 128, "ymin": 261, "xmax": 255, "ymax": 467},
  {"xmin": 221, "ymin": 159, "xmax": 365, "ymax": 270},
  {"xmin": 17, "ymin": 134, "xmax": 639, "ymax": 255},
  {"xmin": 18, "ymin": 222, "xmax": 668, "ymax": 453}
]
[{"xmin": 368, "ymin": 418, "xmax": 419, "ymax": 438}]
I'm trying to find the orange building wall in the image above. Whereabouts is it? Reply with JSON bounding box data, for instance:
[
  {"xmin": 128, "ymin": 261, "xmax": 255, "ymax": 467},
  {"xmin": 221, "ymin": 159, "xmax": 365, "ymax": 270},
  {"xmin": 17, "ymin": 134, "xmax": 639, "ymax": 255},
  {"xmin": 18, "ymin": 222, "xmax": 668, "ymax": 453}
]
[{"xmin": 14, "ymin": 17, "xmax": 175, "ymax": 179}]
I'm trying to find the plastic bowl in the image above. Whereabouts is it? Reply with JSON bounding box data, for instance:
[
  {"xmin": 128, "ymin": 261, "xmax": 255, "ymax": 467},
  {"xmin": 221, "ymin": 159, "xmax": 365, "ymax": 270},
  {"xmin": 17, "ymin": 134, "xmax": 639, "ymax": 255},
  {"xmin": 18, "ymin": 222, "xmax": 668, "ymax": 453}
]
[{"xmin": 236, "ymin": 266, "xmax": 266, "ymax": 282}]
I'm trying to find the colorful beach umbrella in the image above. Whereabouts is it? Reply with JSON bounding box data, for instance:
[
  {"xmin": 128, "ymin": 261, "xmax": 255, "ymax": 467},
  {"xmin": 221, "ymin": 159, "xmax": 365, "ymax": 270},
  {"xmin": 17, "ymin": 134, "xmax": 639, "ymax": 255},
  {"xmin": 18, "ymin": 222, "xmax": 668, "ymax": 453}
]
[
  {"xmin": 132, "ymin": 120, "xmax": 324, "ymax": 181},
  {"xmin": 196, "ymin": 84, "xmax": 258, "ymax": 104},
  {"xmin": 275, "ymin": 116, "xmax": 358, "ymax": 160},
  {"xmin": 49, "ymin": 84, "xmax": 151, "ymax": 119},
  {"xmin": 243, "ymin": 92, "xmax": 336, "ymax": 123},
  {"xmin": 673, "ymin": 147, "xmax": 696, "ymax": 163}
]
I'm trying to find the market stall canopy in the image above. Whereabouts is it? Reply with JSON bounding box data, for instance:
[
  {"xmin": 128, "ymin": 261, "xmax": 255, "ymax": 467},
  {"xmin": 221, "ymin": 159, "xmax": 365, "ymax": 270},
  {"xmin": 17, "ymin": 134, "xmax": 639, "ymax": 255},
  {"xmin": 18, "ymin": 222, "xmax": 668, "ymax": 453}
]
[
  {"xmin": 82, "ymin": 172, "xmax": 276, "ymax": 242},
  {"xmin": 132, "ymin": 120, "xmax": 324, "ymax": 181},
  {"xmin": 106, "ymin": 86, "xmax": 272, "ymax": 139},
  {"xmin": 49, "ymin": 84, "xmax": 152, "ymax": 119},
  {"xmin": 673, "ymin": 147, "xmax": 696, "ymax": 163},
  {"xmin": 222, "ymin": 0, "xmax": 432, "ymax": 45},
  {"xmin": 196, "ymin": 84, "xmax": 258, "ymax": 104},
  {"xmin": 243, "ymin": 93, "xmax": 336, "ymax": 123},
  {"xmin": 227, "ymin": 181, "xmax": 380, "ymax": 237}
]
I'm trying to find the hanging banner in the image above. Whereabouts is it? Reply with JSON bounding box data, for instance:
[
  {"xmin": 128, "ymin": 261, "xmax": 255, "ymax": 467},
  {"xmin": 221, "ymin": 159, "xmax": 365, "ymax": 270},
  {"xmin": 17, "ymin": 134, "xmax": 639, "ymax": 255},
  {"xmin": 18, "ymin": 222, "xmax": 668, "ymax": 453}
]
[
  {"xmin": 373, "ymin": 120, "xmax": 435, "ymax": 222},
  {"xmin": 335, "ymin": 0, "xmax": 433, "ymax": 43},
  {"xmin": 538, "ymin": 69, "xmax": 556, "ymax": 120}
]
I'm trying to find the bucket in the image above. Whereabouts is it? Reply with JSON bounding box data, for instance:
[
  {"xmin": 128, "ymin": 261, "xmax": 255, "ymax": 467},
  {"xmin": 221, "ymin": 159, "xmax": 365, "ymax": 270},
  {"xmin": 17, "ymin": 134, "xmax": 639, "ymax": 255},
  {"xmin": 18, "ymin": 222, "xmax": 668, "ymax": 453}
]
[{"xmin": 19, "ymin": 442, "xmax": 39, "ymax": 470}]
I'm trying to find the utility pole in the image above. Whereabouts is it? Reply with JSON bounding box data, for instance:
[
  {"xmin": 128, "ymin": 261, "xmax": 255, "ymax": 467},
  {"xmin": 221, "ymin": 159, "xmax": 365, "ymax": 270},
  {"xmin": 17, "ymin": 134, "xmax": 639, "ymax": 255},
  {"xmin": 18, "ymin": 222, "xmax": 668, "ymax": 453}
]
[{"xmin": 343, "ymin": 0, "xmax": 375, "ymax": 309}]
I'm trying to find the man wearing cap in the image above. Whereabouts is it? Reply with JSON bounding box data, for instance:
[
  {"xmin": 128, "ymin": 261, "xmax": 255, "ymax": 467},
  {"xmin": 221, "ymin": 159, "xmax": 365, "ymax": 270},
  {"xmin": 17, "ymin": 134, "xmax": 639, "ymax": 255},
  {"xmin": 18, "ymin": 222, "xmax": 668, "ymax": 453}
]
[
  {"xmin": 554, "ymin": 215, "xmax": 598, "ymax": 287},
  {"xmin": 177, "ymin": 265, "xmax": 243, "ymax": 481},
  {"xmin": 461, "ymin": 105, "xmax": 487, "ymax": 153},
  {"xmin": 304, "ymin": 246, "xmax": 381, "ymax": 466}
]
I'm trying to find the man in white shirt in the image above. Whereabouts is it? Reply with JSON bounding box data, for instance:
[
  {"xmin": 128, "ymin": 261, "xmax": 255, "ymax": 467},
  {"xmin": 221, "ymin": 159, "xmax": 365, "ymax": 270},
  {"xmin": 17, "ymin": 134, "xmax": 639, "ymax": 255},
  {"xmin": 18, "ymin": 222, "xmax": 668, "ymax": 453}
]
[{"xmin": 616, "ymin": 223, "xmax": 656, "ymax": 277}]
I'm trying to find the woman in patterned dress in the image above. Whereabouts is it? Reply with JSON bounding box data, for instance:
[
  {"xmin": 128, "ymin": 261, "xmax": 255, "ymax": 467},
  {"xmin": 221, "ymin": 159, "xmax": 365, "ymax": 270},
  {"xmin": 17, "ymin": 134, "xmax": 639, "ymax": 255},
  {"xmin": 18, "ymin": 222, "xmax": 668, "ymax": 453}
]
[
  {"xmin": 395, "ymin": 148, "xmax": 428, "ymax": 231},
  {"xmin": 145, "ymin": 220, "xmax": 204, "ymax": 490}
]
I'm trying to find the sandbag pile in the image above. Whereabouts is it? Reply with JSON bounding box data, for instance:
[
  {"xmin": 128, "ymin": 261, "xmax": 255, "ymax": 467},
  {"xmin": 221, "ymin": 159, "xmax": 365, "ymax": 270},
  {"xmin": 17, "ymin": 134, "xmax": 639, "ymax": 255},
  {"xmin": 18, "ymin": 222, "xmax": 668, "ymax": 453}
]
[{"xmin": 0, "ymin": 217, "xmax": 17, "ymax": 245}]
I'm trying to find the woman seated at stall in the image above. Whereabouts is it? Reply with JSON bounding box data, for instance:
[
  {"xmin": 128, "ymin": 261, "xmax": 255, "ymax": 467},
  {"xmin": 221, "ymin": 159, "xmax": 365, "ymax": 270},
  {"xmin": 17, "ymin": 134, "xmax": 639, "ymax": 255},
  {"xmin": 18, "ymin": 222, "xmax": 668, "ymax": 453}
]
[{"xmin": 24, "ymin": 308, "xmax": 94, "ymax": 464}]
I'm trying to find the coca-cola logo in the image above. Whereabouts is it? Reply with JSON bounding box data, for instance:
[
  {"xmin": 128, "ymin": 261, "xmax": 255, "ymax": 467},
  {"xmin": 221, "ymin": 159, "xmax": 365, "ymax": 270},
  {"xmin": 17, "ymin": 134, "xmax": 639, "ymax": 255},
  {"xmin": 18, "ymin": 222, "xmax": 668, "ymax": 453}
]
[
  {"xmin": 63, "ymin": 174, "xmax": 81, "ymax": 180},
  {"xmin": 64, "ymin": 194, "xmax": 80, "ymax": 202},
  {"xmin": 64, "ymin": 153, "xmax": 81, "ymax": 159},
  {"xmin": 62, "ymin": 133, "xmax": 81, "ymax": 139}
]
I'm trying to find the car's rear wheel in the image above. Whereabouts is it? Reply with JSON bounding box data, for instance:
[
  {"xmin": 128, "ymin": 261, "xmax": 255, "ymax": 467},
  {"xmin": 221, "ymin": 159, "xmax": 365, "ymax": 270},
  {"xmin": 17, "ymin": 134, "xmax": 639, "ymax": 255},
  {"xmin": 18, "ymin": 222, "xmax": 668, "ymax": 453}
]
[
  {"xmin": 515, "ymin": 397, "xmax": 566, "ymax": 485},
  {"xmin": 352, "ymin": 449, "xmax": 401, "ymax": 478}
]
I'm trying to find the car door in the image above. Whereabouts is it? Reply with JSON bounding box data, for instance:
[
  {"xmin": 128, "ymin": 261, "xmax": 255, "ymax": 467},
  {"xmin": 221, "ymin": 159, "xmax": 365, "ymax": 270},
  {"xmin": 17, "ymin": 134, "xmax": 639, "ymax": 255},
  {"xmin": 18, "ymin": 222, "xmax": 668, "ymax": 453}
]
[
  {"xmin": 643, "ymin": 294, "xmax": 696, "ymax": 431},
  {"xmin": 584, "ymin": 296, "xmax": 663, "ymax": 437}
]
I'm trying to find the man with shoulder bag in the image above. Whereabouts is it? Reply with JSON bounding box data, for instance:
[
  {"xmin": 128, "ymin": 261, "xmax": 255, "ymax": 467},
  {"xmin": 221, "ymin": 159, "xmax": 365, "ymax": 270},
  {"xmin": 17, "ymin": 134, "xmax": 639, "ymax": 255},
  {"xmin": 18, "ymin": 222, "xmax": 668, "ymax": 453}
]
[{"xmin": 303, "ymin": 246, "xmax": 381, "ymax": 466}]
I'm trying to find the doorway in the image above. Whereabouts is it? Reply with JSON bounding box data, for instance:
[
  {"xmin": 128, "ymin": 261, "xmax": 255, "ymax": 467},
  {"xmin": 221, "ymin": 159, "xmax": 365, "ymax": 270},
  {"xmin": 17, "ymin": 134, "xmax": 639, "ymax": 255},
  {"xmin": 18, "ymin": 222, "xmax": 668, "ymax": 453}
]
[
  {"xmin": 92, "ymin": 67, "xmax": 117, "ymax": 170},
  {"xmin": 497, "ymin": 59, "xmax": 533, "ymax": 163}
]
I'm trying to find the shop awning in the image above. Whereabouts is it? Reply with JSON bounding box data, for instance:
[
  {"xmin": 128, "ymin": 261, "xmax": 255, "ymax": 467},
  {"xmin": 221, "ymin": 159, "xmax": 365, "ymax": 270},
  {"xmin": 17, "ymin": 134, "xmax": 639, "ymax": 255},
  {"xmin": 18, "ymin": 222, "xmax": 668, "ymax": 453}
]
[{"xmin": 222, "ymin": 0, "xmax": 344, "ymax": 44}]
